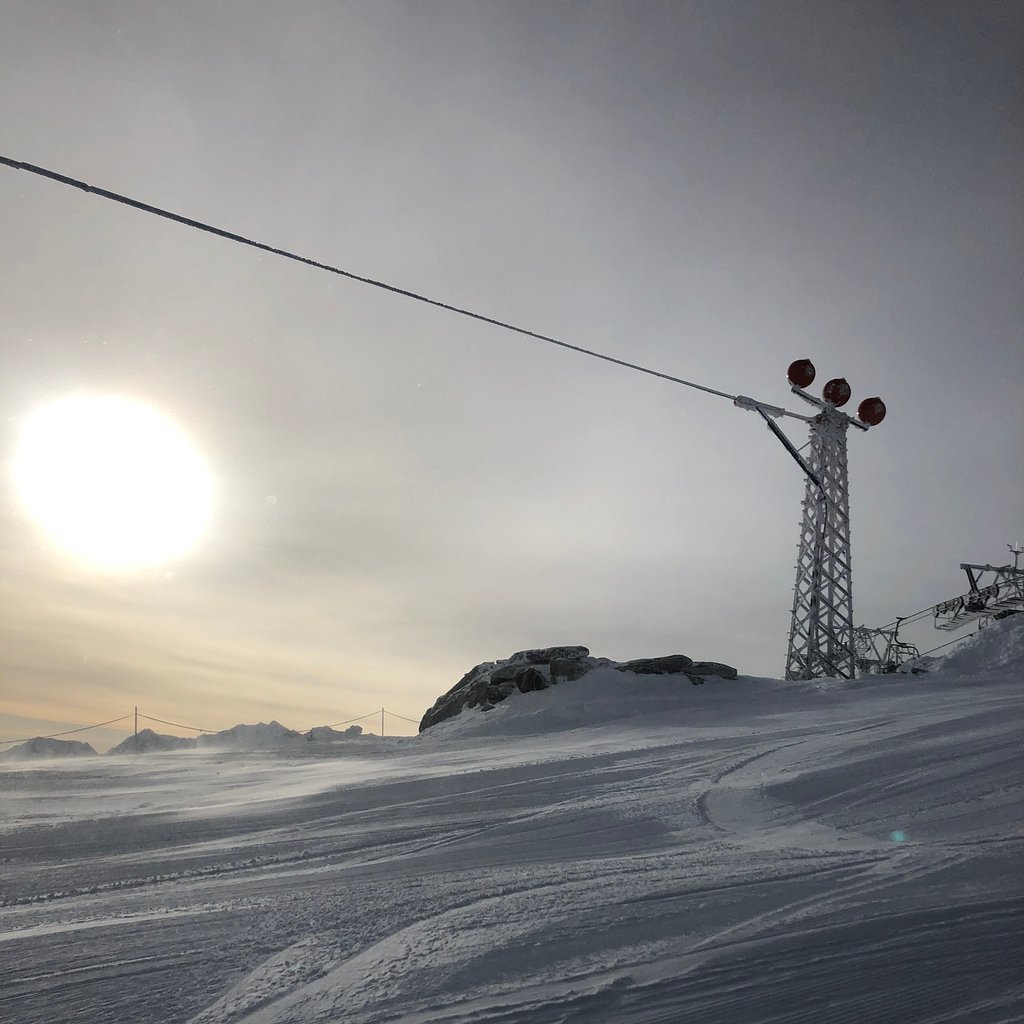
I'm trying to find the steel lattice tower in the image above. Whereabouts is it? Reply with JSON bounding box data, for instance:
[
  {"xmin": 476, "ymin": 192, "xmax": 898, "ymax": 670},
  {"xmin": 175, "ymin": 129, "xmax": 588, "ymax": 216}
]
[
  {"xmin": 785, "ymin": 405, "xmax": 855, "ymax": 679},
  {"xmin": 740, "ymin": 361, "xmax": 884, "ymax": 680}
]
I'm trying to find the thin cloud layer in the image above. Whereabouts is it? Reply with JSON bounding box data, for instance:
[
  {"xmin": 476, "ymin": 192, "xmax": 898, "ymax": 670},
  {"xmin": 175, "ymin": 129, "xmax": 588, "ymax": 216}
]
[{"xmin": 1, "ymin": 2, "xmax": 1020, "ymax": 740}]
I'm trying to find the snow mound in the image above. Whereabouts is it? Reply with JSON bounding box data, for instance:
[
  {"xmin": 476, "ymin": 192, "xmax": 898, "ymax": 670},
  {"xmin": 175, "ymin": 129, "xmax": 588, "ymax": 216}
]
[
  {"xmin": 197, "ymin": 720, "xmax": 307, "ymax": 750},
  {"xmin": 106, "ymin": 728, "xmax": 198, "ymax": 755},
  {"xmin": 0, "ymin": 736, "xmax": 98, "ymax": 761},
  {"xmin": 934, "ymin": 613, "xmax": 1024, "ymax": 677}
]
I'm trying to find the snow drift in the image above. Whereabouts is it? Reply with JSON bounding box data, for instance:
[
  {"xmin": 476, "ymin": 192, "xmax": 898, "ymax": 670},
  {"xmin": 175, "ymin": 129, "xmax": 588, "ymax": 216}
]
[{"xmin": 933, "ymin": 611, "xmax": 1024, "ymax": 676}]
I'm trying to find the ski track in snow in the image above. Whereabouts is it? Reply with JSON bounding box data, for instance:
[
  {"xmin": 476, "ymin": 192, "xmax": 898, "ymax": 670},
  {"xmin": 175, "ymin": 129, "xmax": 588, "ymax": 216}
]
[{"xmin": 0, "ymin": 668, "xmax": 1021, "ymax": 1024}]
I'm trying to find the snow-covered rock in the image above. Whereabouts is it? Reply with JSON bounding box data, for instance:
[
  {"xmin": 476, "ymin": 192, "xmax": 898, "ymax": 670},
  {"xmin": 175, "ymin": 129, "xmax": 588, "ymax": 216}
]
[{"xmin": 0, "ymin": 736, "xmax": 97, "ymax": 761}]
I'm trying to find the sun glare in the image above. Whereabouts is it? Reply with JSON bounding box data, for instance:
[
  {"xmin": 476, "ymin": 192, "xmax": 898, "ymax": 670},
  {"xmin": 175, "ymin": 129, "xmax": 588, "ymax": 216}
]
[{"xmin": 12, "ymin": 394, "xmax": 214, "ymax": 570}]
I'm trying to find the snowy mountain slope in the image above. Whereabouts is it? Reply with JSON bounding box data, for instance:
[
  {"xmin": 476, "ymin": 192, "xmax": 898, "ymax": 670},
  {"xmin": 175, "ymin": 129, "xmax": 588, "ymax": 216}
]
[
  {"xmin": 107, "ymin": 728, "xmax": 198, "ymax": 754},
  {"xmin": 0, "ymin": 629, "xmax": 1020, "ymax": 1024},
  {"xmin": 0, "ymin": 736, "xmax": 97, "ymax": 761}
]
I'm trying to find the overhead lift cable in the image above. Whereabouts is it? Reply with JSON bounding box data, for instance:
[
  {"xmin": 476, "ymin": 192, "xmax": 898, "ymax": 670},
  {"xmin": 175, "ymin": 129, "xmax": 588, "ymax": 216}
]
[
  {"xmin": 0, "ymin": 713, "xmax": 133, "ymax": 746},
  {"xmin": 324, "ymin": 711, "xmax": 382, "ymax": 729},
  {"xmin": 385, "ymin": 710, "xmax": 422, "ymax": 725},
  {"xmin": 137, "ymin": 712, "xmax": 216, "ymax": 733},
  {"xmin": 0, "ymin": 154, "xmax": 808, "ymax": 422}
]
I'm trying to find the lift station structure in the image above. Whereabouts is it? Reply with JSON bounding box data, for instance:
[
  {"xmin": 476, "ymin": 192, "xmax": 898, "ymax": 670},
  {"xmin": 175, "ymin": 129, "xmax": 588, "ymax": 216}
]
[{"xmin": 854, "ymin": 547, "xmax": 1024, "ymax": 675}]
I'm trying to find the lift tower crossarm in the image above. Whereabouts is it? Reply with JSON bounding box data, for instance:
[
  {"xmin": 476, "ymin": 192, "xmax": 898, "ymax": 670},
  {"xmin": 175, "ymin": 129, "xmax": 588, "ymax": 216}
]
[
  {"xmin": 790, "ymin": 386, "xmax": 870, "ymax": 429},
  {"xmin": 733, "ymin": 394, "xmax": 813, "ymax": 422}
]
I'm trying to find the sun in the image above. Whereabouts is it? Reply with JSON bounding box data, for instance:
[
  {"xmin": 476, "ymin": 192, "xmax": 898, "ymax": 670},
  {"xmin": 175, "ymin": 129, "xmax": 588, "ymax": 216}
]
[{"xmin": 12, "ymin": 394, "xmax": 214, "ymax": 570}]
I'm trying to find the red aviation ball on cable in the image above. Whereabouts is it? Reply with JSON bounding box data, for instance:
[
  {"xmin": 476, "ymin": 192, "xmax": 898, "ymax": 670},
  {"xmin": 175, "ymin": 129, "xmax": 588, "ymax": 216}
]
[
  {"xmin": 787, "ymin": 358, "xmax": 816, "ymax": 388},
  {"xmin": 822, "ymin": 377, "xmax": 852, "ymax": 407},
  {"xmin": 857, "ymin": 396, "xmax": 886, "ymax": 425}
]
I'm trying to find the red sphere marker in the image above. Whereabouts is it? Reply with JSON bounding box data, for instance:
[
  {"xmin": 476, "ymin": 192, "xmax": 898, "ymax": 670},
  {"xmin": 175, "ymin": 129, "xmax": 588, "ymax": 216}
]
[
  {"xmin": 787, "ymin": 358, "xmax": 816, "ymax": 388},
  {"xmin": 822, "ymin": 378, "xmax": 852, "ymax": 407},
  {"xmin": 857, "ymin": 396, "xmax": 886, "ymax": 426}
]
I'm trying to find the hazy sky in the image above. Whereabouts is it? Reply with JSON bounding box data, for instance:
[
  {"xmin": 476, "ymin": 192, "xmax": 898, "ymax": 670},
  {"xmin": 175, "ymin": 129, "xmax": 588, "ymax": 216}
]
[{"xmin": 1, "ymin": 1, "xmax": 1021, "ymax": 744}]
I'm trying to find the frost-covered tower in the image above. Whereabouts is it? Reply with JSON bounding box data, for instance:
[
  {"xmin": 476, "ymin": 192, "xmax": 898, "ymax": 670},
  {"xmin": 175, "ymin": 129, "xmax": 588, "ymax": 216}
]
[
  {"xmin": 785, "ymin": 402, "xmax": 856, "ymax": 679},
  {"xmin": 741, "ymin": 360, "xmax": 886, "ymax": 680},
  {"xmin": 780, "ymin": 365, "xmax": 886, "ymax": 679}
]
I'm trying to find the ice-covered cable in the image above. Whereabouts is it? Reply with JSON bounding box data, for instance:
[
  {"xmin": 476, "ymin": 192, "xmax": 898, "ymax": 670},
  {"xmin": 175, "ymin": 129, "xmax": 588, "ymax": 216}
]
[{"xmin": 1, "ymin": 154, "xmax": 799, "ymax": 413}]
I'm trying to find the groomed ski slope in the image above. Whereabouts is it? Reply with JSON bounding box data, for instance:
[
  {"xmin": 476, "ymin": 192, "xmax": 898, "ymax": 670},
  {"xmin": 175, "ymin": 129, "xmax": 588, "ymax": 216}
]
[{"xmin": 1, "ymin": 621, "xmax": 1022, "ymax": 1024}]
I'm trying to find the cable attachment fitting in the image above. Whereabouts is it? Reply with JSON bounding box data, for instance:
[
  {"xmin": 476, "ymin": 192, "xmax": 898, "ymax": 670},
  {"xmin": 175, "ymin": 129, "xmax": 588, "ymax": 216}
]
[{"xmin": 733, "ymin": 395, "xmax": 786, "ymax": 418}]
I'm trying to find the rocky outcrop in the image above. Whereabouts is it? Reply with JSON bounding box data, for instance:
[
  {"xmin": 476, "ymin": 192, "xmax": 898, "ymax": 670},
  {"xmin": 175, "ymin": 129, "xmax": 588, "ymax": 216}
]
[
  {"xmin": 419, "ymin": 646, "xmax": 739, "ymax": 733},
  {"xmin": 419, "ymin": 647, "xmax": 592, "ymax": 731}
]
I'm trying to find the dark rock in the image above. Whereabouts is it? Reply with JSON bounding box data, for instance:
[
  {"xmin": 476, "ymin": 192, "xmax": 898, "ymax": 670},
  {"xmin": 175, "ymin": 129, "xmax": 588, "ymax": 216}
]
[
  {"xmin": 618, "ymin": 654, "xmax": 693, "ymax": 675},
  {"xmin": 419, "ymin": 699, "xmax": 459, "ymax": 732},
  {"xmin": 549, "ymin": 657, "xmax": 593, "ymax": 683},
  {"xmin": 688, "ymin": 661, "xmax": 738, "ymax": 680},
  {"xmin": 508, "ymin": 645, "xmax": 589, "ymax": 665},
  {"xmin": 419, "ymin": 684, "xmax": 481, "ymax": 730},
  {"xmin": 684, "ymin": 674, "xmax": 705, "ymax": 686},
  {"xmin": 467, "ymin": 681, "xmax": 513, "ymax": 708},
  {"xmin": 514, "ymin": 666, "xmax": 549, "ymax": 693},
  {"xmin": 419, "ymin": 668, "xmax": 519, "ymax": 731}
]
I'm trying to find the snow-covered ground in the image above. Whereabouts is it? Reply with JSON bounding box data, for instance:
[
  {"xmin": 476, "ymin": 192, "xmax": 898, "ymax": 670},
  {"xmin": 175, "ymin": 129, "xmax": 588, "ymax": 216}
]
[{"xmin": 1, "ymin": 621, "xmax": 1022, "ymax": 1024}]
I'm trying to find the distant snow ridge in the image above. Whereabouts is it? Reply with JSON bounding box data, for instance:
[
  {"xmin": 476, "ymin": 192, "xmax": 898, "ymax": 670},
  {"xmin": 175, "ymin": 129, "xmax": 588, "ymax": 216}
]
[
  {"xmin": 106, "ymin": 728, "xmax": 198, "ymax": 755},
  {"xmin": 197, "ymin": 720, "xmax": 306, "ymax": 751},
  {"xmin": 935, "ymin": 613, "xmax": 1024, "ymax": 677},
  {"xmin": 305, "ymin": 724, "xmax": 363, "ymax": 741},
  {"xmin": 0, "ymin": 720, "xmax": 375, "ymax": 761},
  {"xmin": 419, "ymin": 645, "xmax": 737, "ymax": 732},
  {"xmin": 0, "ymin": 736, "xmax": 97, "ymax": 761}
]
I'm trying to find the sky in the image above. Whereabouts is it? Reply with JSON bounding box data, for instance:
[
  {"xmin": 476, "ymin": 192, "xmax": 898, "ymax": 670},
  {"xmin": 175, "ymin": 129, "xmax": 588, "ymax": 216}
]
[{"xmin": 1, "ymin": 0, "xmax": 1021, "ymax": 745}]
